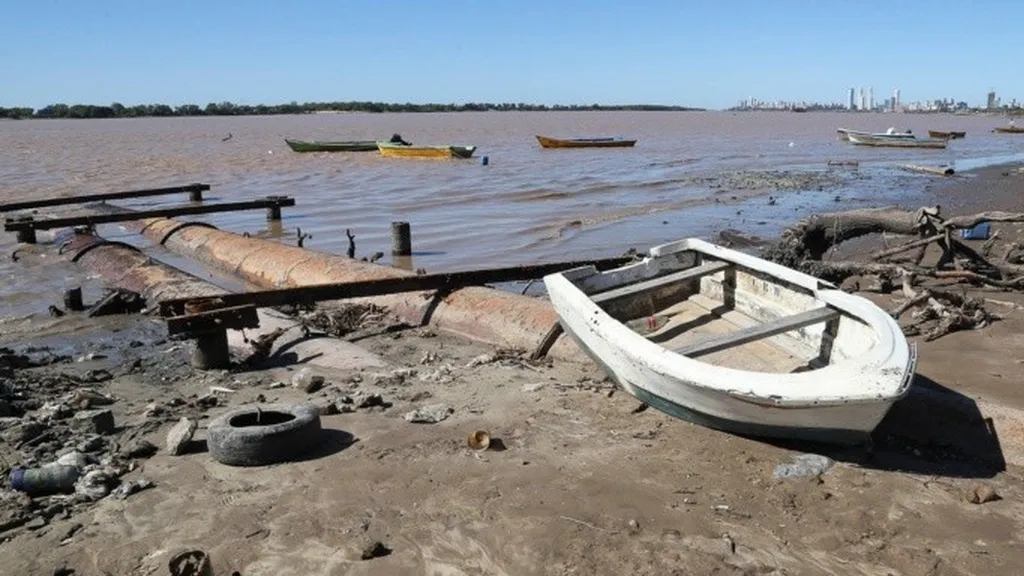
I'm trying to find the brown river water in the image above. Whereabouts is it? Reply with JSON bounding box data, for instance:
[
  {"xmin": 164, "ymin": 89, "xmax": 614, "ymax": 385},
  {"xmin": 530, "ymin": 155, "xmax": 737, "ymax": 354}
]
[{"xmin": 2, "ymin": 111, "xmax": 1023, "ymax": 318}]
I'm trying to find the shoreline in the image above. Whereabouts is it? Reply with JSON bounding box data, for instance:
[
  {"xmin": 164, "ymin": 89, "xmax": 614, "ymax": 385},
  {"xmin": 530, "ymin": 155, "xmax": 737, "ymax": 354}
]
[{"xmin": 1, "ymin": 159, "xmax": 1023, "ymax": 573}]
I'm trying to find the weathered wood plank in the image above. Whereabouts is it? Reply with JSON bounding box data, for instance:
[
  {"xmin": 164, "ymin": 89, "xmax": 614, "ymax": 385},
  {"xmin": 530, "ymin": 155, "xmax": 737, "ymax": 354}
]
[
  {"xmin": 0, "ymin": 183, "xmax": 211, "ymax": 212},
  {"xmin": 674, "ymin": 306, "xmax": 841, "ymax": 359},
  {"xmin": 591, "ymin": 260, "xmax": 730, "ymax": 307}
]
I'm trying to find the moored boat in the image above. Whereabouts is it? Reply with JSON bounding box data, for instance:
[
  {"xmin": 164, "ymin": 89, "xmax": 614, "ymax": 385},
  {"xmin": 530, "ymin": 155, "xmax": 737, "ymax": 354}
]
[
  {"xmin": 848, "ymin": 133, "xmax": 947, "ymax": 149},
  {"xmin": 376, "ymin": 142, "xmax": 477, "ymax": 159},
  {"xmin": 542, "ymin": 238, "xmax": 916, "ymax": 445},
  {"xmin": 927, "ymin": 130, "xmax": 966, "ymax": 140},
  {"xmin": 285, "ymin": 133, "xmax": 411, "ymax": 153},
  {"xmin": 536, "ymin": 135, "xmax": 638, "ymax": 148},
  {"xmin": 836, "ymin": 127, "xmax": 916, "ymax": 141},
  {"xmin": 993, "ymin": 125, "xmax": 1024, "ymax": 134}
]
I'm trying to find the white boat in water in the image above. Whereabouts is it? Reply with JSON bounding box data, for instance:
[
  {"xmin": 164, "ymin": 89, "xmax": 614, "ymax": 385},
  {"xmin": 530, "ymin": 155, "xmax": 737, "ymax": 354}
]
[
  {"xmin": 847, "ymin": 133, "xmax": 947, "ymax": 149},
  {"xmin": 837, "ymin": 127, "xmax": 916, "ymax": 141},
  {"xmin": 543, "ymin": 238, "xmax": 917, "ymax": 445}
]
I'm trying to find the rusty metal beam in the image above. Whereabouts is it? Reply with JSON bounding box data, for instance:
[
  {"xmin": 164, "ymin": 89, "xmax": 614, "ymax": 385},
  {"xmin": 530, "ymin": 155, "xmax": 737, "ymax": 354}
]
[
  {"xmin": 157, "ymin": 257, "xmax": 636, "ymax": 317},
  {"xmin": 4, "ymin": 197, "xmax": 295, "ymax": 232},
  {"xmin": 166, "ymin": 304, "xmax": 260, "ymax": 336},
  {"xmin": 0, "ymin": 183, "xmax": 211, "ymax": 212}
]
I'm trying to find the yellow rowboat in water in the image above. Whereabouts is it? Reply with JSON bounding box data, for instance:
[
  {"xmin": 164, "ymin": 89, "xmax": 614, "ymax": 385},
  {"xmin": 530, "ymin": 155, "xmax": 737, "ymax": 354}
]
[{"xmin": 377, "ymin": 142, "xmax": 477, "ymax": 159}]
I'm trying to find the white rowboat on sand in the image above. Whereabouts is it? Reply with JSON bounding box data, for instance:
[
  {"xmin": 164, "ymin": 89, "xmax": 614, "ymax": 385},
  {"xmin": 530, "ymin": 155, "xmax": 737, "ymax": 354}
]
[{"xmin": 543, "ymin": 238, "xmax": 917, "ymax": 445}]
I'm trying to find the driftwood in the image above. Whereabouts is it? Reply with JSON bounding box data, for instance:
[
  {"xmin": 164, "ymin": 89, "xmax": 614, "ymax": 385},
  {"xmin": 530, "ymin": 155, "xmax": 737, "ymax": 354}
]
[{"xmin": 759, "ymin": 204, "xmax": 1024, "ymax": 341}]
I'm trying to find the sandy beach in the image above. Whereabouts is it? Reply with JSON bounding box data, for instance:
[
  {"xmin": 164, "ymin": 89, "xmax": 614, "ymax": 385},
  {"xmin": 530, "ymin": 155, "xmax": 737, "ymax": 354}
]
[{"xmin": 1, "ymin": 161, "xmax": 1024, "ymax": 576}]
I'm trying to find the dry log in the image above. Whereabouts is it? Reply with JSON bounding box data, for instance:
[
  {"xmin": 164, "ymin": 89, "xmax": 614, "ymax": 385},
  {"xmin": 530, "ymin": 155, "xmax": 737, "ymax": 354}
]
[
  {"xmin": 871, "ymin": 233, "xmax": 944, "ymax": 261},
  {"xmin": 763, "ymin": 205, "xmax": 1024, "ymax": 268},
  {"xmin": 899, "ymin": 164, "xmax": 955, "ymax": 177}
]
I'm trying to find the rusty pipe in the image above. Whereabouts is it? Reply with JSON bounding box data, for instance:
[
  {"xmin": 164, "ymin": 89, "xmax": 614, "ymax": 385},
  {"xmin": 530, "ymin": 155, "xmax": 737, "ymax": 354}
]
[
  {"xmin": 62, "ymin": 232, "xmax": 229, "ymax": 304},
  {"xmin": 101, "ymin": 212, "xmax": 584, "ymax": 361},
  {"xmin": 62, "ymin": 231, "xmax": 234, "ymax": 369}
]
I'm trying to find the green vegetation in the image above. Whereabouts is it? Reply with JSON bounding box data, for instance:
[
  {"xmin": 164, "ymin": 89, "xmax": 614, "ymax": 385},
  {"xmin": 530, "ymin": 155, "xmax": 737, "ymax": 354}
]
[{"xmin": 0, "ymin": 101, "xmax": 703, "ymax": 120}]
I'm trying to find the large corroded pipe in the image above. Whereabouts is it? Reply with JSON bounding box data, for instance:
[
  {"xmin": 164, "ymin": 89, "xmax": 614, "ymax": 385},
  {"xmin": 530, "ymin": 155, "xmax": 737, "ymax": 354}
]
[
  {"xmin": 62, "ymin": 232, "xmax": 233, "ymax": 369},
  {"xmin": 62, "ymin": 232, "xmax": 228, "ymax": 304},
  {"xmin": 112, "ymin": 215, "xmax": 584, "ymax": 361}
]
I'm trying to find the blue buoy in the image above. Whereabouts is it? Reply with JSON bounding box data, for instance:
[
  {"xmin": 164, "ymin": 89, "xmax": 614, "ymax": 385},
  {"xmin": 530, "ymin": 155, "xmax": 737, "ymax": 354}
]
[{"xmin": 481, "ymin": 156, "xmax": 489, "ymax": 166}]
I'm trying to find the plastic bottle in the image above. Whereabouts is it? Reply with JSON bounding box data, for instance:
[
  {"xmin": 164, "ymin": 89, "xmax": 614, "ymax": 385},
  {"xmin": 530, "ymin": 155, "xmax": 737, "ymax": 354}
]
[{"xmin": 9, "ymin": 465, "xmax": 80, "ymax": 496}]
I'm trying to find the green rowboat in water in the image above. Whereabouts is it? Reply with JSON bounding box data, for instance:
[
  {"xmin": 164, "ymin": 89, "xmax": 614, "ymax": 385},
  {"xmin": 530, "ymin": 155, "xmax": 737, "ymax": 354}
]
[{"xmin": 285, "ymin": 134, "xmax": 412, "ymax": 153}]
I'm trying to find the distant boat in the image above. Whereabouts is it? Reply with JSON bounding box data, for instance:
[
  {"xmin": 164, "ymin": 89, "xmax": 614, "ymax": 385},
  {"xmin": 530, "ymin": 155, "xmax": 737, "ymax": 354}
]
[
  {"xmin": 536, "ymin": 135, "xmax": 638, "ymax": 149},
  {"xmin": 285, "ymin": 134, "xmax": 411, "ymax": 153},
  {"xmin": 927, "ymin": 130, "xmax": 966, "ymax": 140},
  {"xmin": 836, "ymin": 128, "xmax": 915, "ymax": 142},
  {"xmin": 993, "ymin": 126, "xmax": 1024, "ymax": 134},
  {"xmin": 848, "ymin": 133, "xmax": 947, "ymax": 149},
  {"xmin": 376, "ymin": 142, "xmax": 477, "ymax": 159}
]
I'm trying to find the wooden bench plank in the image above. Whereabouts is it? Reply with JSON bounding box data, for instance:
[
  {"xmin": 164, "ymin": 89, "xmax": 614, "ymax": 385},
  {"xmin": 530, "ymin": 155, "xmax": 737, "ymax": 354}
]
[
  {"xmin": 591, "ymin": 260, "xmax": 730, "ymax": 306},
  {"xmin": 673, "ymin": 306, "xmax": 842, "ymax": 359}
]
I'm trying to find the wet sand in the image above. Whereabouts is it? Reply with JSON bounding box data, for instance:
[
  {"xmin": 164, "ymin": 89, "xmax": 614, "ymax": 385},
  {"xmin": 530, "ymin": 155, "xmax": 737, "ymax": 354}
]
[{"xmin": 1, "ymin": 161, "xmax": 1023, "ymax": 574}]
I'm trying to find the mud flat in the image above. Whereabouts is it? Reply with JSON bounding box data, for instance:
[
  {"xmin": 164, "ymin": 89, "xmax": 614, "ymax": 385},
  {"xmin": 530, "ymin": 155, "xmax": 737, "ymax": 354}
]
[{"xmin": 1, "ymin": 166, "xmax": 1024, "ymax": 575}]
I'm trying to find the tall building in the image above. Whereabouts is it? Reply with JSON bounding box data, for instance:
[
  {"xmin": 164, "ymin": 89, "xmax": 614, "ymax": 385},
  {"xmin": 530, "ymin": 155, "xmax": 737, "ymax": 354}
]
[
  {"xmin": 987, "ymin": 90, "xmax": 997, "ymax": 110},
  {"xmin": 848, "ymin": 88, "xmax": 855, "ymax": 110},
  {"xmin": 892, "ymin": 89, "xmax": 900, "ymax": 112},
  {"xmin": 868, "ymin": 87, "xmax": 874, "ymax": 111},
  {"xmin": 859, "ymin": 88, "xmax": 866, "ymax": 111}
]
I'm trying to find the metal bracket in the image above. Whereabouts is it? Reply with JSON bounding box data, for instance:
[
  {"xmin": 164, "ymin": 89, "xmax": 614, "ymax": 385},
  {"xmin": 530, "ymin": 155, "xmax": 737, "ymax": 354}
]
[
  {"xmin": 158, "ymin": 221, "xmax": 218, "ymax": 245},
  {"xmin": 70, "ymin": 240, "xmax": 145, "ymax": 263},
  {"xmin": 166, "ymin": 304, "xmax": 260, "ymax": 337}
]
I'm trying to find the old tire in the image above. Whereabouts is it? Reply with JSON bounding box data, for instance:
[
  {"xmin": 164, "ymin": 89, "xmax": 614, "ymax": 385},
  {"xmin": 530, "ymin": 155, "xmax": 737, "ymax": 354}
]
[{"xmin": 206, "ymin": 403, "xmax": 322, "ymax": 466}]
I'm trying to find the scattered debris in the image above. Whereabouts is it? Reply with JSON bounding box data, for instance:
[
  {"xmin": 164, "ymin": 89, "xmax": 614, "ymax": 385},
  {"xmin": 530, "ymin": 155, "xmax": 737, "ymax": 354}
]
[
  {"xmin": 70, "ymin": 409, "xmax": 115, "ymax": 435},
  {"xmin": 166, "ymin": 417, "xmax": 198, "ymax": 456},
  {"xmin": 87, "ymin": 288, "xmax": 145, "ymax": 317},
  {"xmin": 110, "ymin": 478, "xmax": 154, "ymax": 500},
  {"xmin": 120, "ymin": 439, "xmax": 159, "ymax": 459},
  {"xmin": 360, "ymin": 541, "xmax": 392, "ymax": 560},
  {"xmin": 467, "ymin": 430, "xmax": 491, "ymax": 451},
  {"xmin": 168, "ymin": 550, "xmax": 212, "ymax": 576},
  {"xmin": 404, "ymin": 403, "xmax": 453, "ymax": 424},
  {"xmin": 966, "ymin": 484, "xmax": 1001, "ymax": 505},
  {"xmin": 291, "ymin": 368, "xmax": 325, "ymax": 393},
  {"xmin": 773, "ymin": 453, "xmax": 833, "ymax": 480}
]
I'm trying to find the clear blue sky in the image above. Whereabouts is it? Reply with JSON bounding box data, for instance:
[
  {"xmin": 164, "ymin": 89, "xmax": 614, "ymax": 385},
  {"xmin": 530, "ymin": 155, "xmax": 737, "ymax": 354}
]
[{"xmin": 1, "ymin": 0, "xmax": 1019, "ymax": 110}]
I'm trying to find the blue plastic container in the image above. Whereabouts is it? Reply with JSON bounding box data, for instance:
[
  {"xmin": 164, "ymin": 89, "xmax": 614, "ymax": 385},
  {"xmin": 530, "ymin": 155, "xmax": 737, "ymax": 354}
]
[{"xmin": 9, "ymin": 465, "xmax": 80, "ymax": 496}]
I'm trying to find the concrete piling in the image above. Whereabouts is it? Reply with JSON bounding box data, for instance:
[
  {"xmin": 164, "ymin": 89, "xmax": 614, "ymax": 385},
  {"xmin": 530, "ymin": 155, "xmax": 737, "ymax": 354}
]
[
  {"xmin": 391, "ymin": 221, "xmax": 412, "ymax": 256},
  {"xmin": 14, "ymin": 216, "xmax": 36, "ymax": 244},
  {"xmin": 63, "ymin": 287, "xmax": 84, "ymax": 312}
]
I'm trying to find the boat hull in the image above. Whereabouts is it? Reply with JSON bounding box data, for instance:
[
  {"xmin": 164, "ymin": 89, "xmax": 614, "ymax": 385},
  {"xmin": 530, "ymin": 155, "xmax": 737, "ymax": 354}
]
[
  {"xmin": 377, "ymin": 143, "xmax": 476, "ymax": 158},
  {"xmin": 543, "ymin": 238, "xmax": 917, "ymax": 445},
  {"xmin": 836, "ymin": 128, "xmax": 915, "ymax": 141},
  {"xmin": 566, "ymin": 328, "xmax": 894, "ymax": 445},
  {"xmin": 848, "ymin": 134, "xmax": 947, "ymax": 148},
  {"xmin": 928, "ymin": 130, "xmax": 966, "ymax": 140},
  {"xmin": 993, "ymin": 126, "xmax": 1024, "ymax": 134},
  {"xmin": 536, "ymin": 135, "xmax": 637, "ymax": 148},
  {"xmin": 285, "ymin": 139, "xmax": 381, "ymax": 152}
]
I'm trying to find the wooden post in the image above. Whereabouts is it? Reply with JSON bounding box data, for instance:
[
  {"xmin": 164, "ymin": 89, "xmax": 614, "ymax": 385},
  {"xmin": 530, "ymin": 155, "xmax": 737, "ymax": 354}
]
[
  {"xmin": 190, "ymin": 330, "xmax": 231, "ymax": 370},
  {"xmin": 189, "ymin": 183, "xmax": 204, "ymax": 202},
  {"xmin": 266, "ymin": 196, "xmax": 283, "ymax": 221},
  {"xmin": 63, "ymin": 287, "xmax": 84, "ymax": 312},
  {"xmin": 391, "ymin": 221, "xmax": 412, "ymax": 256},
  {"xmin": 14, "ymin": 216, "xmax": 36, "ymax": 244}
]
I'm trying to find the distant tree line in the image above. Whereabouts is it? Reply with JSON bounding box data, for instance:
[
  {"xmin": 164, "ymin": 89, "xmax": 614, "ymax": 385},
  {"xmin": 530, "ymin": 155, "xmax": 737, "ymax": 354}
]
[{"xmin": 0, "ymin": 101, "xmax": 704, "ymax": 120}]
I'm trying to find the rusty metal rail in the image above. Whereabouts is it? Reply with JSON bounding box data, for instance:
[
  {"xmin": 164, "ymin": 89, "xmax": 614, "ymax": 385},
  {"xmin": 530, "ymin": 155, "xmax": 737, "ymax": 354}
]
[
  {"xmin": 155, "ymin": 255, "xmax": 634, "ymax": 317},
  {"xmin": 5, "ymin": 196, "xmax": 295, "ymax": 232},
  {"xmin": 0, "ymin": 183, "xmax": 211, "ymax": 213}
]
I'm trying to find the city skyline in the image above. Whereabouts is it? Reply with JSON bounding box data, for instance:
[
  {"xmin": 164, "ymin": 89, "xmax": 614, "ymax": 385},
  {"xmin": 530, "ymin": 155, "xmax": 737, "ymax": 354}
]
[
  {"xmin": 0, "ymin": 0, "xmax": 1020, "ymax": 110},
  {"xmin": 735, "ymin": 87, "xmax": 1020, "ymax": 113}
]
